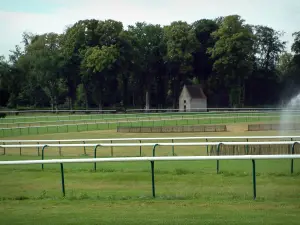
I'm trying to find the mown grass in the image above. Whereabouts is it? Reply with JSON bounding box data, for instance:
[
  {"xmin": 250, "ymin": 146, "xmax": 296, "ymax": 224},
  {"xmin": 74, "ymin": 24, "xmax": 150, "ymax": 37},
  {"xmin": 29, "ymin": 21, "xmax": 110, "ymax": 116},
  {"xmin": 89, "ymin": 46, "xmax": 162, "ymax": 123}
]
[
  {"xmin": 0, "ymin": 112, "xmax": 291, "ymax": 138},
  {"xmin": 0, "ymin": 154, "xmax": 300, "ymax": 224},
  {"xmin": 0, "ymin": 111, "xmax": 281, "ymax": 123},
  {"xmin": 1, "ymin": 130, "xmax": 300, "ymax": 224}
]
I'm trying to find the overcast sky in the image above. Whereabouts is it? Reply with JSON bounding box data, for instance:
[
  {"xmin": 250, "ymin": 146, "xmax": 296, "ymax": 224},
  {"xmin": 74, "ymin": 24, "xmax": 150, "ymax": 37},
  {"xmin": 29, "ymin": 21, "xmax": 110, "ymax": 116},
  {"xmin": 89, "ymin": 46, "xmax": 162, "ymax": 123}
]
[{"xmin": 0, "ymin": 0, "xmax": 299, "ymax": 58}]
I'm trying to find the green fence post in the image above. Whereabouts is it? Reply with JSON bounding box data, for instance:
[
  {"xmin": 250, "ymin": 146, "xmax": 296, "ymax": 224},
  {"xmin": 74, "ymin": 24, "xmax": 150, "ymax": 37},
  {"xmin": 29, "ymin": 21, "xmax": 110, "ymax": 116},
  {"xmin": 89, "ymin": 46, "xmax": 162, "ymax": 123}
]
[
  {"xmin": 151, "ymin": 160, "xmax": 155, "ymax": 198},
  {"xmin": 41, "ymin": 145, "xmax": 48, "ymax": 170},
  {"xmin": 152, "ymin": 144, "xmax": 159, "ymax": 157},
  {"xmin": 37, "ymin": 142, "xmax": 40, "ymax": 156},
  {"xmin": 291, "ymin": 142, "xmax": 297, "ymax": 174},
  {"xmin": 58, "ymin": 141, "xmax": 62, "ymax": 156},
  {"xmin": 110, "ymin": 140, "xmax": 113, "ymax": 157},
  {"xmin": 94, "ymin": 144, "xmax": 101, "ymax": 171},
  {"xmin": 83, "ymin": 141, "xmax": 86, "ymax": 155},
  {"xmin": 151, "ymin": 144, "xmax": 159, "ymax": 198},
  {"xmin": 246, "ymin": 138, "xmax": 249, "ymax": 154},
  {"xmin": 139, "ymin": 140, "xmax": 142, "ymax": 156},
  {"xmin": 19, "ymin": 142, "xmax": 22, "ymax": 156},
  {"xmin": 172, "ymin": 139, "xmax": 175, "ymax": 156},
  {"xmin": 216, "ymin": 143, "xmax": 222, "ymax": 174},
  {"xmin": 252, "ymin": 159, "xmax": 257, "ymax": 200},
  {"xmin": 60, "ymin": 163, "xmax": 66, "ymax": 197},
  {"xmin": 206, "ymin": 139, "xmax": 208, "ymax": 155},
  {"xmin": 2, "ymin": 142, "xmax": 5, "ymax": 155}
]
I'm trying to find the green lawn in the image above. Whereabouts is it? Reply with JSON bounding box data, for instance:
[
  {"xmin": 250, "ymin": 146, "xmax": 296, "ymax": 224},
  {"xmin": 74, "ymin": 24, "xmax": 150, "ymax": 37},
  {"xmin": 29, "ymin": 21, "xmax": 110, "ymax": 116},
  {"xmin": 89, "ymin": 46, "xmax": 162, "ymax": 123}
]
[
  {"xmin": 0, "ymin": 154, "xmax": 300, "ymax": 224},
  {"xmin": 1, "ymin": 112, "xmax": 296, "ymax": 138},
  {"xmin": 1, "ymin": 129, "xmax": 300, "ymax": 224}
]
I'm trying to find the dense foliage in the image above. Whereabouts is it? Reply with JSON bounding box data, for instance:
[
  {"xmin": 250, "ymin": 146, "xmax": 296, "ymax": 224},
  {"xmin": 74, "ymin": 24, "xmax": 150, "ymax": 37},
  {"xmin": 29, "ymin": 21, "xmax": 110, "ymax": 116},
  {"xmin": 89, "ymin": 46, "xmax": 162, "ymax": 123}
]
[{"xmin": 1, "ymin": 15, "xmax": 299, "ymax": 109}]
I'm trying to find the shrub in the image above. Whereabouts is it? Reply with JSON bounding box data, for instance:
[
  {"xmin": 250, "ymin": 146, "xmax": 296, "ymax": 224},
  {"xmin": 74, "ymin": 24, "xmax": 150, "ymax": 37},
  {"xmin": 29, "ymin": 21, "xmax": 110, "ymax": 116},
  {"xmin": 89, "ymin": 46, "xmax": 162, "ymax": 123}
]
[{"xmin": 0, "ymin": 113, "xmax": 6, "ymax": 118}]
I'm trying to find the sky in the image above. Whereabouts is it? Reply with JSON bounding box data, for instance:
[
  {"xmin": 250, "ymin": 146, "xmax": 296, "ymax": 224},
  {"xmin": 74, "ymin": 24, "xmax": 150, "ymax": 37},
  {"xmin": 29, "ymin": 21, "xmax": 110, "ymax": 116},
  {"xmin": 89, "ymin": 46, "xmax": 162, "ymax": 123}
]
[{"xmin": 0, "ymin": 0, "xmax": 299, "ymax": 58}]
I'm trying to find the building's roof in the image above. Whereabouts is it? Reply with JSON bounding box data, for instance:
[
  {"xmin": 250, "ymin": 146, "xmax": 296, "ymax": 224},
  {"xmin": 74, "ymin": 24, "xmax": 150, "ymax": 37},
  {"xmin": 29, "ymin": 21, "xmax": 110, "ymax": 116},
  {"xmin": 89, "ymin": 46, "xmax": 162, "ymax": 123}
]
[{"xmin": 185, "ymin": 85, "xmax": 207, "ymax": 99}]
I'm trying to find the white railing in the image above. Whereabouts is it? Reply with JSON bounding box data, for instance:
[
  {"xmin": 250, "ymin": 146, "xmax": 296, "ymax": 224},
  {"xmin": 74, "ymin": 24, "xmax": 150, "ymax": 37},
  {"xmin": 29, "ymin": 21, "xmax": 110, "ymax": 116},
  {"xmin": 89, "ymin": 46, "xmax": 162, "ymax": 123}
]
[
  {"xmin": 1, "ymin": 135, "xmax": 299, "ymax": 143},
  {"xmin": 1, "ymin": 154, "xmax": 299, "ymax": 164},
  {"xmin": 1, "ymin": 140, "xmax": 299, "ymax": 148},
  {"xmin": 1, "ymin": 154, "xmax": 299, "ymax": 200},
  {"xmin": 1, "ymin": 140, "xmax": 299, "ymax": 166}
]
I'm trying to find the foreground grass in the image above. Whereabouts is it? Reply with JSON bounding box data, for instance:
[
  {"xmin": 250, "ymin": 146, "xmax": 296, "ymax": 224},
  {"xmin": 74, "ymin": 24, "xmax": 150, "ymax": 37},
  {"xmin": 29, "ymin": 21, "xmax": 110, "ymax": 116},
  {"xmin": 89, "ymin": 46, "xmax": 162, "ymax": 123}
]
[
  {"xmin": 1, "ymin": 200, "xmax": 300, "ymax": 225},
  {"xmin": 1, "ymin": 130, "xmax": 300, "ymax": 224},
  {"xmin": 0, "ymin": 155, "xmax": 300, "ymax": 224}
]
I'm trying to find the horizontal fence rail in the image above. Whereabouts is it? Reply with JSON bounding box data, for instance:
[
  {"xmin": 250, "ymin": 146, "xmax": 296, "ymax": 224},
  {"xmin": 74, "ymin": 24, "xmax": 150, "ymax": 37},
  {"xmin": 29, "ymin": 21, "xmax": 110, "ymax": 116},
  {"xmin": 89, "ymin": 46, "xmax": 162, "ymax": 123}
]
[
  {"xmin": 2, "ymin": 135, "xmax": 300, "ymax": 143},
  {"xmin": 1, "ymin": 136, "xmax": 299, "ymax": 156},
  {"xmin": 2, "ymin": 141, "xmax": 300, "ymax": 148},
  {"xmin": 1, "ymin": 141, "xmax": 300, "ymax": 173},
  {"xmin": 1, "ymin": 154, "xmax": 300, "ymax": 200}
]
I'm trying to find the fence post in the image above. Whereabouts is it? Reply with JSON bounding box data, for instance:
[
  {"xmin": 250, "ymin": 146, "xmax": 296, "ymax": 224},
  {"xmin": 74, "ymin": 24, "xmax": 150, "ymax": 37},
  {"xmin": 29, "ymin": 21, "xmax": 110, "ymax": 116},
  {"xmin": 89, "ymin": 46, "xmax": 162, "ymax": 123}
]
[
  {"xmin": 151, "ymin": 160, "xmax": 155, "ymax": 198},
  {"xmin": 252, "ymin": 159, "xmax": 257, "ymax": 200},
  {"xmin": 246, "ymin": 138, "xmax": 249, "ymax": 154},
  {"xmin": 58, "ymin": 141, "xmax": 62, "ymax": 156},
  {"xmin": 206, "ymin": 139, "xmax": 208, "ymax": 155},
  {"xmin": 2, "ymin": 142, "xmax": 5, "ymax": 155},
  {"xmin": 172, "ymin": 139, "xmax": 175, "ymax": 156},
  {"xmin": 291, "ymin": 142, "xmax": 297, "ymax": 174},
  {"xmin": 19, "ymin": 142, "xmax": 22, "ymax": 156},
  {"xmin": 37, "ymin": 142, "xmax": 40, "ymax": 156},
  {"xmin": 152, "ymin": 144, "xmax": 159, "ymax": 157},
  {"xmin": 83, "ymin": 141, "xmax": 86, "ymax": 155},
  {"xmin": 41, "ymin": 145, "xmax": 48, "ymax": 170},
  {"xmin": 216, "ymin": 143, "xmax": 223, "ymax": 174},
  {"xmin": 110, "ymin": 140, "xmax": 113, "ymax": 157},
  {"xmin": 94, "ymin": 144, "xmax": 101, "ymax": 171},
  {"xmin": 60, "ymin": 163, "xmax": 66, "ymax": 197},
  {"xmin": 151, "ymin": 144, "xmax": 159, "ymax": 198},
  {"xmin": 139, "ymin": 140, "xmax": 142, "ymax": 156}
]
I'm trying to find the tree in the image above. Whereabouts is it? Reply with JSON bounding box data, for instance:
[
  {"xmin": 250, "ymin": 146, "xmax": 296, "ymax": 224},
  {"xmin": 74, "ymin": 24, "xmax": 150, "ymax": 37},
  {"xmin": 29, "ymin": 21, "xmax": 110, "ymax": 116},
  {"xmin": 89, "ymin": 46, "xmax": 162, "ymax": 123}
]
[
  {"xmin": 277, "ymin": 52, "xmax": 294, "ymax": 79},
  {"xmin": 128, "ymin": 22, "xmax": 165, "ymax": 109},
  {"xmin": 2, "ymin": 16, "xmax": 300, "ymax": 110},
  {"xmin": 245, "ymin": 26, "xmax": 286, "ymax": 105},
  {"xmin": 25, "ymin": 33, "xmax": 67, "ymax": 110},
  {"xmin": 0, "ymin": 56, "xmax": 10, "ymax": 106},
  {"xmin": 81, "ymin": 45, "xmax": 119, "ymax": 109},
  {"xmin": 61, "ymin": 21, "xmax": 88, "ymax": 109},
  {"xmin": 164, "ymin": 21, "xmax": 199, "ymax": 108},
  {"xmin": 208, "ymin": 15, "xmax": 255, "ymax": 107},
  {"xmin": 192, "ymin": 19, "xmax": 218, "ymax": 81},
  {"xmin": 254, "ymin": 25, "xmax": 286, "ymax": 71},
  {"xmin": 292, "ymin": 32, "xmax": 300, "ymax": 67}
]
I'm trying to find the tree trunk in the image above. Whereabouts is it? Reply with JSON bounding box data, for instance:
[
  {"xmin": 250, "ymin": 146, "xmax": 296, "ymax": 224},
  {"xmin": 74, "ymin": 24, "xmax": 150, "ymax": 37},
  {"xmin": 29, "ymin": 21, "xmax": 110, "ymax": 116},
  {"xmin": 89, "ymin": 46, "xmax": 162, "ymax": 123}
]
[{"xmin": 145, "ymin": 90, "xmax": 150, "ymax": 111}]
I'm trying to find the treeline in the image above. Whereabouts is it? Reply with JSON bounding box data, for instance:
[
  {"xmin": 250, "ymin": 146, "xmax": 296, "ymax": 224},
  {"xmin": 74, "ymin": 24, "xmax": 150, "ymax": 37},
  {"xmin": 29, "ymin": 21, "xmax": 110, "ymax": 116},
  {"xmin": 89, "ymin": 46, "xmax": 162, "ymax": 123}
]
[{"xmin": 1, "ymin": 14, "xmax": 300, "ymax": 110}]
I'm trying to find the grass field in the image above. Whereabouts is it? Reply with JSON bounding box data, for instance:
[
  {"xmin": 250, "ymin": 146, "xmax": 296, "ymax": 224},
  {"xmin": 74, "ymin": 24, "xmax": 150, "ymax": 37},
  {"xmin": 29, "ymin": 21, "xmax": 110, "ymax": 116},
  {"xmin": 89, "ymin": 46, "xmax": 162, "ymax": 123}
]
[
  {"xmin": 1, "ymin": 127, "xmax": 300, "ymax": 224},
  {"xmin": 2, "ymin": 111, "xmax": 300, "ymax": 138}
]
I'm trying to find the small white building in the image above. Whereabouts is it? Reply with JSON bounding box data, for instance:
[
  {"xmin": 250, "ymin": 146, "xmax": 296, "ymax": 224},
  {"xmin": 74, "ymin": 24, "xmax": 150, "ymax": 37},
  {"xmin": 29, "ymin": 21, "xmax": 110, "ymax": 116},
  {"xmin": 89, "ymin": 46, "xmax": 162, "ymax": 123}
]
[{"xmin": 179, "ymin": 85, "xmax": 207, "ymax": 112}]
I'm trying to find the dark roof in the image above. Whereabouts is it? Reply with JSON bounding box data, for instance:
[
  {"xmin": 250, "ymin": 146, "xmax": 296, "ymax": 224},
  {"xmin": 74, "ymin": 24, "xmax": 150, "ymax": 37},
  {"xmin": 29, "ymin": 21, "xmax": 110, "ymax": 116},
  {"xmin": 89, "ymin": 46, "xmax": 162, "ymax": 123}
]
[{"xmin": 185, "ymin": 85, "xmax": 207, "ymax": 99}]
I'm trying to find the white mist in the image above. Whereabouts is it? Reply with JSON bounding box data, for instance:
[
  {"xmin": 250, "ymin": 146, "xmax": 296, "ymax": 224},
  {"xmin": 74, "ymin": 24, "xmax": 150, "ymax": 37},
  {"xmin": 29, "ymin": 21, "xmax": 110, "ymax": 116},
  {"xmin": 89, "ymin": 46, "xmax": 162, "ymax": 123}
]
[{"xmin": 279, "ymin": 93, "xmax": 300, "ymax": 136}]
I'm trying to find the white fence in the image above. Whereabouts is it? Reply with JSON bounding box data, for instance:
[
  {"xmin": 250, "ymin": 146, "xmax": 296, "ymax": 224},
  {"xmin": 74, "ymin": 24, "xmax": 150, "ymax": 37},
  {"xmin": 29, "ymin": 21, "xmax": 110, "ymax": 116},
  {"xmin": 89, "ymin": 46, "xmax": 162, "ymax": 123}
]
[
  {"xmin": 1, "ymin": 137, "xmax": 300, "ymax": 158},
  {"xmin": 1, "ymin": 135, "xmax": 300, "ymax": 143},
  {"xmin": 1, "ymin": 154, "xmax": 299, "ymax": 199}
]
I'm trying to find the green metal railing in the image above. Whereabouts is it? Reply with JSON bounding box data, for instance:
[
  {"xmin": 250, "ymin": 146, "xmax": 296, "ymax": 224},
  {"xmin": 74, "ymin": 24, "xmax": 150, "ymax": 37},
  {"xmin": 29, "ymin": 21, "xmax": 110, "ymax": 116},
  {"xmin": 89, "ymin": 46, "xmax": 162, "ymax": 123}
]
[{"xmin": 1, "ymin": 154, "xmax": 299, "ymax": 199}]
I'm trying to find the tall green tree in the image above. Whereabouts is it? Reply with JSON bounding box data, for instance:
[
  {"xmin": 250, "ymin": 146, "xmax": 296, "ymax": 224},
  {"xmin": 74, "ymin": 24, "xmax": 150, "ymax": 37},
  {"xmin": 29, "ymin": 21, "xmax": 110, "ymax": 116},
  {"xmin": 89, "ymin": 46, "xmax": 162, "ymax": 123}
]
[
  {"xmin": 128, "ymin": 22, "xmax": 165, "ymax": 109},
  {"xmin": 208, "ymin": 15, "xmax": 255, "ymax": 107},
  {"xmin": 164, "ymin": 21, "xmax": 199, "ymax": 108},
  {"xmin": 25, "ymin": 33, "xmax": 67, "ymax": 110},
  {"xmin": 246, "ymin": 26, "xmax": 286, "ymax": 105}
]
